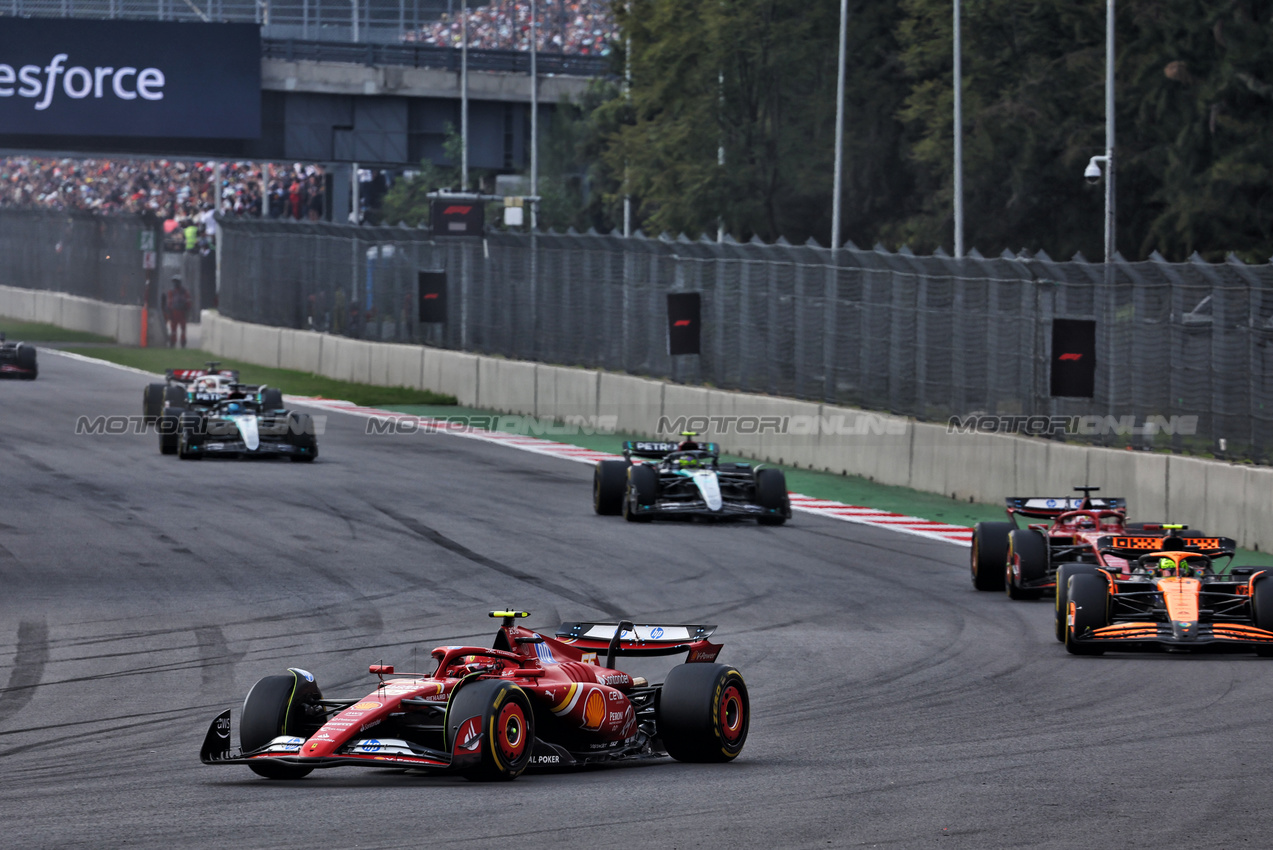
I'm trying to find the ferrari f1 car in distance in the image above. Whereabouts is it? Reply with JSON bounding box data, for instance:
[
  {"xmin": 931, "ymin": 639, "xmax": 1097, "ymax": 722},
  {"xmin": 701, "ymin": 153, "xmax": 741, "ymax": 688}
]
[
  {"xmin": 0, "ymin": 334, "xmax": 37, "ymax": 379},
  {"xmin": 1061, "ymin": 533, "xmax": 1273, "ymax": 656},
  {"xmin": 174, "ymin": 388, "xmax": 317, "ymax": 461},
  {"xmin": 593, "ymin": 435, "xmax": 791, "ymax": 524},
  {"xmin": 969, "ymin": 486, "xmax": 1177, "ymax": 599},
  {"xmin": 200, "ymin": 611, "xmax": 749, "ymax": 780}
]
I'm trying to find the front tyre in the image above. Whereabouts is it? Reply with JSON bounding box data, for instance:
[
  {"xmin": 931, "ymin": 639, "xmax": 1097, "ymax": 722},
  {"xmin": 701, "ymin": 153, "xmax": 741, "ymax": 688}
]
[
  {"xmin": 754, "ymin": 467, "xmax": 789, "ymax": 526},
  {"xmin": 1251, "ymin": 574, "xmax": 1273, "ymax": 657},
  {"xmin": 1005, "ymin": 529, "xmax": 1048, "ymax": 600},
  {"xmin": 1054, "ymin": 564, "xmax": 1103, "ymax": 642},
  {"xmin": 1064, "ymin": 574, "xmax": 1109, "ymax": 656},
  {"xmin": 143, "ymin": 382, "xmax": 166, "ymax": 423},
  {"xmin": 970, "ymin": 521, "xmax": 1012, "ymax": 591},
  {"xmin": 240, "ymin": 669, "xmax": 323, "ymax": 779},
  {"xmin": 594, "ymin": 460, "xmax": 627, "ymax": 515},
  {"xmin": 447, "ymin": 680, "xmax": 534, "ymax": 781},
  {"xmin": 658, "ymin": 663, "xmax": 749, "ymax": 763}
]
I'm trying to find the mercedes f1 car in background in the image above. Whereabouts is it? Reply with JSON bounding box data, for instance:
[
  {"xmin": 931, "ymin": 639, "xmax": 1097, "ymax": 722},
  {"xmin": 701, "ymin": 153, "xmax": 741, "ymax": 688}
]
[
  {"xmin": 200, "ymin": 611, "xmax": 748, "ymax": 780},
  {"xmin": 143, "ymin": 362, "xmax": 244, "ymax": 425},
  {"xmin": 1061, "ymin": 533, "xmax": 1273, "ymax": 655},
  {"xmin": 0, "ymin": 334, "xmax": 37, "ymax": 379},
  {"xmin": 969, "ymin": 486, "xmax": 1191, "ymax": 599},
  {"xmin": 592, "ymin": 437, "xmax": 790, "ymax": 525},
  {"xmin": 174, "ymin": 387, "xmax": 317, "ymax": 461}
]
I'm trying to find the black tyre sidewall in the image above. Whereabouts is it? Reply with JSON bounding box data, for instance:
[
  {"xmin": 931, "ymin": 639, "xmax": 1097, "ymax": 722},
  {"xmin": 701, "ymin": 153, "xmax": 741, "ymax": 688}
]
[
  {"xmin": 447, "ymin": 679, "xmax": 534, "ymax": 780},
  {"xmin": 658, "ymin": 663, "xmax": 749, "ymax": 763},
  {"xmin": 754, "ymin": 468, "xmax": 789, "ymax": 524},
  {"xmin": 241, "ymin": 671, "xmax": 321, "ymax": 779},
  {"xmin": 1006, "ymin": 529, "xmax": 1048, "ymax": 598},
  {"xmin": 1054, "ymin": 564, "xmax": 1103, "ymax": 642},
  {"xmin": 593, "ymin": 460, "xmax": 628, "ymax": 515},
  {"xmin": 971, "ymin": 522, "xmax": 1012, "ymax": 591},
  {"xmin": 1065, "ymin": 573, "xmax": 1110, "ymax": 655}
]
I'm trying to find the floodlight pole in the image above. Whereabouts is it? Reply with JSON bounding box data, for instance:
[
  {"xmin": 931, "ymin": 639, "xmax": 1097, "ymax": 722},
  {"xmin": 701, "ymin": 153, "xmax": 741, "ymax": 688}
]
[
  {"xmin": 461, "ymin": 0, "xmax": 469, "ymax": 191},
  {"xmin": 530, "ymin": 0, "xmax": 539, "ymax": 230},
  {"xmin": 953, "ymin": 0, "xmax": 963, "ymax": 258},
  {"xmin": 1103, "ymin": 0, "xmax": 1115, "ymax": 264},
  {"xmin": 830, "ymin": 0, "xmax": 847, "ymax": 251}
]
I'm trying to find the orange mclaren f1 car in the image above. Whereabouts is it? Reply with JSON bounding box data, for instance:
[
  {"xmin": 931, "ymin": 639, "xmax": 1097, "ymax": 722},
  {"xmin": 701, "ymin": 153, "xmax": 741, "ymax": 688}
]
[{"xmin": 1060, "ymin": 533, "xmax": 1273, "ymax": 655}]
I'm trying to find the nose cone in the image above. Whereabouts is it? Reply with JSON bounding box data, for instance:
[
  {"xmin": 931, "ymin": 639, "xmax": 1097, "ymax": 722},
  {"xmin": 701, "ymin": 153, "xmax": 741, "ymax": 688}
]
[{"xmin": 1171, "ymin": 621, "xmax": 1198, "ymax": 641}]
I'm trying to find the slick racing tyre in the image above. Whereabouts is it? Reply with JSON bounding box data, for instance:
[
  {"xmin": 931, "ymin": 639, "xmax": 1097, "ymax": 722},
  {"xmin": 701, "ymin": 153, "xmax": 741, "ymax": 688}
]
[
  {"xmin": 240, "ymin": 669, "xmax": 324, "ymax": 779},
  {"xmin": 1252, "ymin": 575, "xmax": 1273, "ymax": 657},
  {"xmin": 260, "ymin": 388, "xmax": 284, "ymax": 411},
  {"xmin": 1005, "ymin": 529, "xmax": 1048, "ymax": 600},
  {"xmin": 157, "ymin": 408, "xmax": 185, "ymax": 455},
  {"xmin": 163, "ymin": 384, "xmax": 185, "ymax": 408},
  {"xmin": 15, "ymin": 343, "xmax": 37, "ymax": 379},
  {"xmin": 1054, "ymin": 564, "xmax": 1103, "ymax": 642},
  {"xmin": 1064, "ymin": 574, "xmax": 1109, "ymax": 656},
  {"xmin": 447, "ymin": 680, "xmax": 534, "ymax": 781},
  {"xmin": 176, "ymin": 413, "xmax": 204, "ymax": 460},
  {"xmin": 624, "ymin": 465, "xmax": 658, "ymax": 523},
  {"xmin": 593, "ymin": 460, "xmax": 627, "ymax": 515},
  {"xmin": 754, "ymin": 468, "xmax": 789, "ymax": 526},
  {"xmin": 970, "ymin": 522, "xmax": 1012, "ymax": 591},
  {"xmin": 143, "ymin": 383, "xmax": 166, "ymax": 424},
  {"xmin": 658, "ymin": 663, "xmax": 749, "ymax": 763},
  {"xmin": 286, "ymin": 412, "xmax": 318, "ymax": 463}
]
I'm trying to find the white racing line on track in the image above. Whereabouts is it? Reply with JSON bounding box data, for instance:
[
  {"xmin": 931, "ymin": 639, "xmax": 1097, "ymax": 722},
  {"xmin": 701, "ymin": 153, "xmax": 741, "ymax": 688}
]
[{"xmin": 43, "ymin": 348, "xmax": 973, "ymax": 546}]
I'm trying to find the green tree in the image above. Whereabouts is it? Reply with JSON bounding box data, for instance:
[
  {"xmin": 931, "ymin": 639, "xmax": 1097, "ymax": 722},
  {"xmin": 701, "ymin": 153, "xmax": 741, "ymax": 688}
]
[
  {"xmin": 605, "ymin": 0, "xmax": 911, "ymax": 245},
  {"xmin": 378, "ymin": 124, "xmax": 465, "ymax": 226}
]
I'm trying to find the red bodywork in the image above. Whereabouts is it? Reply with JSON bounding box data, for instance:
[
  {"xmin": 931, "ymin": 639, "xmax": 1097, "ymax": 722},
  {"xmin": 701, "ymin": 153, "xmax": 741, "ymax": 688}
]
[{"xmin": 202, "ymin": 617, "xmax": 724, "ymax": 773}]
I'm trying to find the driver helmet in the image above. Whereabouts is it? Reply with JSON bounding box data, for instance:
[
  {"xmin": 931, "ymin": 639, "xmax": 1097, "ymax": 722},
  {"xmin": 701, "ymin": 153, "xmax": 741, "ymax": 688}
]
[
  {"xmin": 676, "ymin": 455, "xmax": 701, "ymax": 469},
  {"xmin": 1075, "ymin": 515, "xmax": 1096, "ymax": 529},
  {"xmin": 677, "ymin": 430, "xmax": 700, "ymax": 452},
  {"xmin": 225, "ymin": 401, "xmax": 244, "ymax": 415},
  {"xmin": 193, "ymin": 375, "xmax": 221, "ymax": 393},
  {"xmin": 1157, "ymin": 557, "xmax": 1179, "ymax": 577}
]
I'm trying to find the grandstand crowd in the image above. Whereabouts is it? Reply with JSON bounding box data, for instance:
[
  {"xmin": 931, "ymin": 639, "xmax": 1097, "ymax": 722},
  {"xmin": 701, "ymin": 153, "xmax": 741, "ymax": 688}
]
[
  {"xmin": 0, "ymin": 157, "xmax": 328, "ymax": 248},
  {"xmin": 409, "ymin": 0, "xmax": 617, "ymax": 54}
]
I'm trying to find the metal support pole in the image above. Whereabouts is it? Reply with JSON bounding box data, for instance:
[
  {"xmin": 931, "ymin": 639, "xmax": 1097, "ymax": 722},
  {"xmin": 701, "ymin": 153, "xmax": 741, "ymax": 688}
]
[
  {"xmin": 830, "ymin": 0, "xmax": 847, "ymax": 251},
  {"xmin": 622, "ymin": 1, "xmax": 631, "ymax": 238},
  {"xmin": 351, "ymin": 162, "xmax": 360, "ymax": 224},
  {"xmin": 351, "ymin": 0, "xmax": 359, "ymax": 42},
  {"xmin": 461, "ymin": 0, "xmax": 468, "ymax": 190},
  {"xmin": 1104, "ymin": 0, "xmax": 1116, "ymax": 263},
  {"xmin": 953, "ymin": 0, "xmax": 964, "ymax": 258},
  {"xmin": 530, "ymin": 0, "xmax": 539, "ymax": 230}
]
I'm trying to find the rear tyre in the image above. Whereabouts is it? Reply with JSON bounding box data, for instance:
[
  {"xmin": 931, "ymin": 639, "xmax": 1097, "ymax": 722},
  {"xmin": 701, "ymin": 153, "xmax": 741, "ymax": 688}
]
[
  {"xmin": 971, "ymin": 522, "xmax": 1012, "ymax": 591},
  {"xmin": 15, "ymin": 343, "xmax": 36, "ymax": 379},
  {"xmin": 593, "ymin": 460, "xmax": 628, "ymax": 515},
  {"xmin": 624, "ymin": 464, "xmax": 658, "ymax": 523},
  {"xmin": 260, "ymin": 388, "xmax": 284, "ymax": 411},
  {"xmin": 1005, "ymin": 529, "xmax": 1048, "ymax": 600},
  {"xmin": 754, "ymin": 468, "xmax": 789, "ymax": 526},
  {"xmin": 1054, "ymin": 564, "xmax": 1103, "ymax": 642},
  {"xmin": 286, "ymin": 412, "xmax": 318, "ymax": 463},
  {"xmin": 446, "ymin": 680, "xmax": 534, "ymax": 781},
  {"xmin": 240, "ymin": 670, "xmax": 323, "ymax": 779},
  {"xmin": 143, "ymin": 383, "xmax": 166, "ymax": 423},
  {"xmin": 1064, "ymin": 574, "xmax": 1109, "ymax": 656},
  {"xmin": 658, "ymin": 663, "xmax": 749, "ymax": 763},
  {"xmin": 1251, "ymin": 575, "xmax": 1273, "ymax": 657}
]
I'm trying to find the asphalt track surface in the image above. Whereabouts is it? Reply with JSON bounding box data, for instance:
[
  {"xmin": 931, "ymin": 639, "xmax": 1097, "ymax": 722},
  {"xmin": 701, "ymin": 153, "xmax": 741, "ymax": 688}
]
[{"xmin": 4, "ymin": 352, "xmax": 1273, "ymax": 849}]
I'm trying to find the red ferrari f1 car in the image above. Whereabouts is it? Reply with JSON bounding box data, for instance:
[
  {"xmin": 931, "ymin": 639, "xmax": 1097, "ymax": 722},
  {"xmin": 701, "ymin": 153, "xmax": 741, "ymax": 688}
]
[{"xmin": 200, "ymin": 611, "xmax": 749, "ymax": 780}]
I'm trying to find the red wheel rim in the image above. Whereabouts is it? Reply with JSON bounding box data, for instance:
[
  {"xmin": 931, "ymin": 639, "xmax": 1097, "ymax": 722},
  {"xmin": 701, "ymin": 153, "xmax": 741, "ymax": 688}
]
[
  {"xmin": 718, "ymin": 685, "xmax": 745, "ymax": 744},
  {"xmin": 496, "ymin": 702, "xmax": 527, "ymax": 761}
]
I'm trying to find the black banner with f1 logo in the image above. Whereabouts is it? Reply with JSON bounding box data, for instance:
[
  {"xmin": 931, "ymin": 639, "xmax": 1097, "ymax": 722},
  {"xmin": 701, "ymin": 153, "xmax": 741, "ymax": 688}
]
[
  {"xmin": 431, "ymin": 201, "xmax": 484, "ymax": 236},
  {"xmin": 418, "ymin": 271, "xmax": 447, "ymax": 323},
  {"xmin": 667, "ymin": 292, "xmax": 701, "ymax": 356},
  {"xmin": 1051, "ymin": 319, "xmax": 1096, "ymax": 398}
]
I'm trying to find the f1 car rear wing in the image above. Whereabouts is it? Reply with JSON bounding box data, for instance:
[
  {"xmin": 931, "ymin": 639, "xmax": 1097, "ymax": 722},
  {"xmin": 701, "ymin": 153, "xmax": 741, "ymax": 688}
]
[
  {"xmin": 1006, "ymin": 496, "xmax": 1126, "ymax": 519},
  {"xmin": 167, "ymin": 368, "xmax": 240, "ymax": 383},
  {"xmin": 1096, "ymin": 534, "xmax": 1236, "ymax": 557},
  {"xmin": 556, "ymin": 621, "xmax": 721, "ymax": 667},
  {"xmin": 623, "ymin": 441, "xmax": 721, "ymax": 461}
]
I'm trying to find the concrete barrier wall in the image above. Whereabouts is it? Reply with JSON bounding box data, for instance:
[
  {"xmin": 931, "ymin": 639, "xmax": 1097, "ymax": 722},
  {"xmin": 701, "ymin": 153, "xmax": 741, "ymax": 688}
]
[
  {"xmin": 0, "ymin": 284, "xmax": 145, "ymax": 344},
  {"xmin": 197, "ymin": 310, "xmax": 1271, "ymax": 552}
]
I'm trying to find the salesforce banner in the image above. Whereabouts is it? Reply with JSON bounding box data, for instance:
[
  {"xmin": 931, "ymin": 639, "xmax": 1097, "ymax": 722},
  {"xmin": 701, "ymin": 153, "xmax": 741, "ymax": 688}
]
[{"xmin": 0, "ymin": 19, "xmax": 259, "ymax": 139}]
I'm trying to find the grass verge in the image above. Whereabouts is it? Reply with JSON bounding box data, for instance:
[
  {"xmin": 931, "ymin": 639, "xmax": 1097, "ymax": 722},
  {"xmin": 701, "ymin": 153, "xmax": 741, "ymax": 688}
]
[
  {"xmin": 0, "ymin": 319, "xmax": 115, "ymax": 343},
  {"xmin": 61, "ymin": 346, "xmax": 457, "ymax": 407}
]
